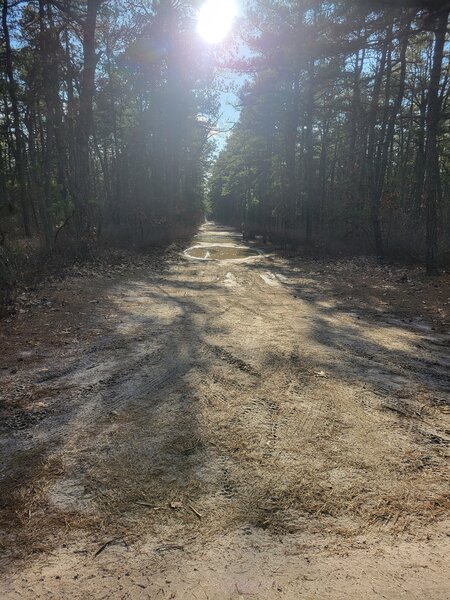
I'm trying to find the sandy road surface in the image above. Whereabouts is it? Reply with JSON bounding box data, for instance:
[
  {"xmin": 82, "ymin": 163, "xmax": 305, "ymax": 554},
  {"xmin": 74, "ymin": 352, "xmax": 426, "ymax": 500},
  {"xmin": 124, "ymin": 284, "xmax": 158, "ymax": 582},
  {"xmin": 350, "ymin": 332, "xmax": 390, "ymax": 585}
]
[{"xmin": 0, "ymin": 223, "xmax": 449, "ymax": 599}]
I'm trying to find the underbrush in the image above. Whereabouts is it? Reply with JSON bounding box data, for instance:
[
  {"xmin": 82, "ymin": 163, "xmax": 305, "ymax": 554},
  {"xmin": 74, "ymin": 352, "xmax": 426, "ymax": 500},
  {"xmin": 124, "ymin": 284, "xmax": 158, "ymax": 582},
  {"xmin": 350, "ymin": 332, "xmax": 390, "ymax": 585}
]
[{"xmin": 0, "ymin": 223, "xmax": 197, "ymax": 316}]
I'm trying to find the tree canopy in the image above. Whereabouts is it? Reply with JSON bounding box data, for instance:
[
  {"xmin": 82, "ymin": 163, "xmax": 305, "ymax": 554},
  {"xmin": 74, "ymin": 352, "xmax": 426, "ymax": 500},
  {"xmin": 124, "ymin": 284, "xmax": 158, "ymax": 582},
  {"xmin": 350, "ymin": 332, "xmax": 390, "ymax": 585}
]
[
  {"xmin": 0, "ymin": 0, "xmax": 448, "ymax": 274},
  {"xmin": 210, "ymin": 0, "xmax": 449, "ymax": 271},
  {"xmin": 0, "ymin": 0, "xmax": 219, "ymax": 251}
]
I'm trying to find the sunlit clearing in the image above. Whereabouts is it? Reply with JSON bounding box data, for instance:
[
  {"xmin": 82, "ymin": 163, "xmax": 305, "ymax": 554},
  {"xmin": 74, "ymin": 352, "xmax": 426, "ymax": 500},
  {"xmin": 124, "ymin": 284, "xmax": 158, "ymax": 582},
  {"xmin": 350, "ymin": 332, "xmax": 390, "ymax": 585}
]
[{"xmin": 197, "ymin": 0, "xmax": 238, "ymax": 44}]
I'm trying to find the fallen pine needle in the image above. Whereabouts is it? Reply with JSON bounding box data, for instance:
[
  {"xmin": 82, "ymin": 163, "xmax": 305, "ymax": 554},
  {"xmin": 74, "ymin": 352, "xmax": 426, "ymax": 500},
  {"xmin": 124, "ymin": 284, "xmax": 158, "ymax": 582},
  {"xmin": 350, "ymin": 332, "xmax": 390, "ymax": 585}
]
[
  {"xmin": 94, "ymin": 537, "xmax": 127, "ymax": 558},
  {"xmin": 188, "ymin": 503, "xmax": 203, "ymax": 519},
  {"xmin": 155, "ymin": 544, "xmax": 184, "ymax": 553},
  {"xmin": 136, "ymin": 501, "xmax": 163, "ymax": 510}
]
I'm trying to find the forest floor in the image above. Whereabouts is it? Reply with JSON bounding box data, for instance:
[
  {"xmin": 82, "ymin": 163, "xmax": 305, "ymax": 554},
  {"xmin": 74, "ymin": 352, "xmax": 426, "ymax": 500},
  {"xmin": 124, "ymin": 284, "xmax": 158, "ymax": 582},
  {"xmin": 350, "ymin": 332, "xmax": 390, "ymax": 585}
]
[{"xmin": 0, "ymin": 223, "xmax": 449, "ymax": 599}]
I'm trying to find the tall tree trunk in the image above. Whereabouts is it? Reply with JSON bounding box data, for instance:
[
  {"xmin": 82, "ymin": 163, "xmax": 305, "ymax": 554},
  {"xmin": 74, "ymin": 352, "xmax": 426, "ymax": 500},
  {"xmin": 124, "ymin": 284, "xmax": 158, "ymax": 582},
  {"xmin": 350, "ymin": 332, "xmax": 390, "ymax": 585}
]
[
  {"xmin": 105, "ymin": 26, "xmax": 121, "ymax": 224},
  {"xmin": 374, "ymin": 19, "xmax": 411, "ymax": 223},
  {"xmin": 424, "ymin": 9, "xmax": 448, "ymax": 274},
  {"xmin": 366, "ymin": 28, "xmax": 390, "ymax": 259},
  {"xmin": 74, "ymin": 0, "xmax": 103, "ymax": 241},
  {"xmin": 284, "ymin": 75, "xmax": 299, "ymax": 245},
  {"xmin": 413, "ymin": 91, "xmax": 427, "ymax": 215},
  {"xmin": 38, "ymin": 0, "xmax": 55, "ymax": 249},
  {"xmin": 2, "ymin": 0, "xmax": 31, "ymax": 237},
  {"xmin": 304, "ymin": 60, "xmax": 315, "ymax": 244},
  {"xmin": 349, "ymin": 48, "xmax": 365, "ymax": 223}
]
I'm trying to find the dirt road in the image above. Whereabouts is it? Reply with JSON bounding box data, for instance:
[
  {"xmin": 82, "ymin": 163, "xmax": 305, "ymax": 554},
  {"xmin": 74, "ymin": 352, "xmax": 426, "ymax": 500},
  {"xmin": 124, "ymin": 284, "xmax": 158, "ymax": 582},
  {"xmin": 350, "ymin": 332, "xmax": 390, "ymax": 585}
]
[{"xmin": 1, "ymin": 223, "xmax": 449, "ymax": 599}]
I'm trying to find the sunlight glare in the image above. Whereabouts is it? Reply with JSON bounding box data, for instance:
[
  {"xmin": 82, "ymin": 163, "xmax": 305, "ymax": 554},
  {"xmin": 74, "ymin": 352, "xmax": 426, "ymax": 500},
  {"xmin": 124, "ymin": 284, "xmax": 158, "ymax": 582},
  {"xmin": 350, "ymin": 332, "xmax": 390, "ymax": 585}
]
[{"xmin": 197, "ymin": 0, "xmax": 238, "ymax": 44}]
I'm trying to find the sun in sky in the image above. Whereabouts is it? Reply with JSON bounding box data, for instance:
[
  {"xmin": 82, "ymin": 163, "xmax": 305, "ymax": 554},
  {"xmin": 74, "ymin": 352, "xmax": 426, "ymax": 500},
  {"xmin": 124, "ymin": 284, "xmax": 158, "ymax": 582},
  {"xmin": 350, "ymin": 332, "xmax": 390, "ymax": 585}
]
[{"xmin": 197, "ymin": 0, "xmax": 238, "ymax": 44}]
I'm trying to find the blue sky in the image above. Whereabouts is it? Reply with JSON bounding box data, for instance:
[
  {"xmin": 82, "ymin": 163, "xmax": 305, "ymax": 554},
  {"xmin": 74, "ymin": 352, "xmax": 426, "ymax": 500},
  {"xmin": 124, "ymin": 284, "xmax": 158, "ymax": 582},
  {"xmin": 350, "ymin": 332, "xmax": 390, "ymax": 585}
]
[{"xmin": 207, "ymin": 0, "xmax": 251, "ymax": 152}]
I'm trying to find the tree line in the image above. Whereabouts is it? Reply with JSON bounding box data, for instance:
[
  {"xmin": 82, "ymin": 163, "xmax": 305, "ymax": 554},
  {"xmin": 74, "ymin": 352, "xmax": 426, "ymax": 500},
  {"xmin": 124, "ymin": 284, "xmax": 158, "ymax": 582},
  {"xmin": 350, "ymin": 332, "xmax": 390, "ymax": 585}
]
[
  {"xmin": 0, "ymin": 0, "xmax": 217, "ymax": 258},
  {"xmin": 1, "ymin": 0, "xmax": 448, "ymax": 297},
  {"xmin": 210, "ymin": 0, "xmax": 449, "ymax": 273}
]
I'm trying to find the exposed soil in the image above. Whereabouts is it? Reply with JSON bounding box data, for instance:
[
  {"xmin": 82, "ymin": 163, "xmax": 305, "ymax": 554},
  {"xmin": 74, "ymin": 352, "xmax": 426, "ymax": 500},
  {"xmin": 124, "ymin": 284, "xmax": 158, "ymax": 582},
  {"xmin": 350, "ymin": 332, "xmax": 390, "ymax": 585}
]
[{"xmin": 0, "ymin": 223, "xmax": 449, "ymax": 599}]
